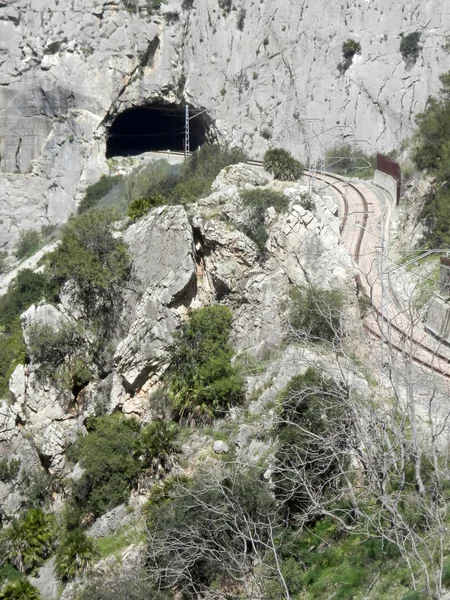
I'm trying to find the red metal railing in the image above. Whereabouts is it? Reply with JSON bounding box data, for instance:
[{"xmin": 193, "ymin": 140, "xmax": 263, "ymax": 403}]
[{"xmin": 377, "ymin": 153, "xmax": 401, "ymax": 205}]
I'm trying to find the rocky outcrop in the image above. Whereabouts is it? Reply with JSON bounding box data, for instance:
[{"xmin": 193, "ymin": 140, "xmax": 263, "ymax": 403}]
[{"xmin": 1, "ymin": 0, "xmax": 450, "ymax": 250}]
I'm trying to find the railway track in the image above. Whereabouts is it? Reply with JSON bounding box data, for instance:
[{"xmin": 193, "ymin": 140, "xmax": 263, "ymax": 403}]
[
  {"xmin": 312, "ymin": 171, "xmax": 450, "ymax": 380},
  {"xmin": 155, "ymin": 151, "xmax": 450, "ymax": 378}
]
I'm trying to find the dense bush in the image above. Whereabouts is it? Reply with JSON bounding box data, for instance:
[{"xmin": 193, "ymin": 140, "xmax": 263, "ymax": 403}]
[
  {"xmin": 138, "ymin": 421, "xmax": 180, "ymax": 471},
  {"xmin": 173, "ymin": 144, "xmax": 248, "ymax": 202},
  {"xmin": 240, "ymin": 188, "xmax": 289, "ymax": 253},
  {"xmin": 78, "ymin": 175, "xmax": 123, "ymax": 214},
  {"xmin": 46, "ymin": 210, "xmax": 131, "ymax": 325},
  {"xmin": 263, "ymin": 148, "xmax": 304, "ymax": 181},
  {"xmin": 325, "ymin": 144, "xmax": 376, "ymax": 179},
  {"xmin": 14, "ymin": 230, "xmax": 41, "ymax": 260},
  {"xmin": 0, "ymin": 580, "xmax": 41, "ymax": 600},
  {"xmin": 68, "ymin": 413, "xmax": 179, "ymax": 517},
  {"xmin": 166, "ymin": 305, "xmax": 244, "ymax": 422},
  {"xmin": 127, "ymin": 194, "xmax": 167, "ymax": 221},
  {"xmin": 69, "ymin": 414, "xmax": 142, "ymax": 517},
  {"xmin": 400, "ymin": 31, "xmax": 421, "ymax": 67},
  {"xmin": 338, "ymin": 39, "xmax": 361, "ymax": 73},
  {"xmin": 146, "ymin": 469, "xmax": 275, "ymax": 595},
  {"xmin": 27, "ymin": 321, "xmax": 93, "ymax": 394},
  {"xmin": 273, "ymin": 368, "xmax": 350, "ymax": 514},
  {"xmin": 288, "ymin": 285, "xmax": 344, "ymax": 343},
  {"xmin": 55, "ymin": 529, "xmax": 99, "ymax": 581},
  {"xmin": 0, "ymin": 509, "xmax": 55, "ymax": 574},
  {"xmin": 413, "ymin": 72, "xmax": 450, "ymax": 244}
]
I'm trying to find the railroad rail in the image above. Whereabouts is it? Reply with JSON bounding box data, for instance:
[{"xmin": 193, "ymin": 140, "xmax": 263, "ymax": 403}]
[
  {"xmin": 153, "ymin": 150, "xmax": 450, "ymax": 378},
  {"xmin": 312, "ymin": 171, "xmax": 450, "ymax": 380}
]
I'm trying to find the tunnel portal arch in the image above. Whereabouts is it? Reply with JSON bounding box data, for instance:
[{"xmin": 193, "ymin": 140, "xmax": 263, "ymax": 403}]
[{"xmin": 106, "ymin": 103, "xmax": 212, "ymax": 158}]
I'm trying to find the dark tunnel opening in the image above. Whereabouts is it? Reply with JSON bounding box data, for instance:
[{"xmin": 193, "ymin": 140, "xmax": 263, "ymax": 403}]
[{"xmin": 106, "ymin": 103, "xmax": 211, "ymax": 158}]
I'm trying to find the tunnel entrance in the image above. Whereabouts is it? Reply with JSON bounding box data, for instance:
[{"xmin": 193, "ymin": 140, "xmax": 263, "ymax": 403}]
[{"xmin": 106, "ymin": 103, "xmax": 211, "ymax": 158}]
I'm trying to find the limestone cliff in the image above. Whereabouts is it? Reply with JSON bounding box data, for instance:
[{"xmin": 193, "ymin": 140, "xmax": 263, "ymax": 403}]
[{"xmin": 1, "ymin": 0, "xmax": 450, "ymax": 250}]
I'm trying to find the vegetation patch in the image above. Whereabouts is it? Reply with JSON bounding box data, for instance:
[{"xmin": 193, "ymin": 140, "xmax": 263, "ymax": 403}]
[
  {"xmin": 77, "ymin": 174, "xmax": 123, "ymax": 214},
  {"xmin": 46, "ymin": 209, "xmax": 131, "ymax": 327},
  {"xmin": 288, "ymin": 285, "xmax": 345, "ymax": 343},
  {"xmin": 240, "ymin": 188, "xmax": 289, "ymax": 253},
  {"xmin": 325, "ymin": 143, "xmax": 376, "ymax": 179},
  {"xmin": 413, "ymin": 71, "xmax": 450, "ymax": 244},
  {"xmin": 338, "ymin": 39, "xmax": 361, "ymax": 73},
  {"xmin": 263, "ymin": 148, "xmax": 304, "ymax": 181},
  {"xmin": 0, "ymin": 269, "xmax": 49, "ymax": 398},
  {"xmin": 127, "ymin": 194, "xmax": 167, "ymax": 221},
  {"xmin": 400, "ymin": 31, "xmax": 421, "ymax": 67},
  {"xmin": 166, "ymin": 305, "xmax": 244, "ymax": 422}
]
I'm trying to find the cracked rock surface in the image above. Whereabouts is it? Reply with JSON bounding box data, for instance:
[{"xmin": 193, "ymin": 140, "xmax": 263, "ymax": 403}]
[{"xmin": 1, "ymin": 0, "xmax": 450, "ymax": 249}]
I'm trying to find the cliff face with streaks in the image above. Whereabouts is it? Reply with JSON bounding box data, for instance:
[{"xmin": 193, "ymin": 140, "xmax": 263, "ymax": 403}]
[{"xmin": 1, "ymin": 0, "xmax": 450, "ymax": 250}]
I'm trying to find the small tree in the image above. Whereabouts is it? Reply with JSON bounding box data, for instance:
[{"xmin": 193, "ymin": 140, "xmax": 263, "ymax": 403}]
[{"xmin": 263, "ymin": 148, "xmax": 304, "ymax": 181}]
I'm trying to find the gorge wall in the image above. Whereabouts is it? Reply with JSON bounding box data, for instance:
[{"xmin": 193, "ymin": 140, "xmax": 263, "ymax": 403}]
[{"xmin": 1, "ymin": 0, "xmax": 450, "ymax": 250}]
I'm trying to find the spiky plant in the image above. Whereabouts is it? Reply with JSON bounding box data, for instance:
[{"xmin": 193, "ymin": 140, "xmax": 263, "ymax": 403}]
[
  {"xmin": 0, "ymin": 509, "xmax": 55, "ymax": 573},
  {"xmin": 263, "ymin": 148, "xmax": 304, "ymax": 181},
  {"xmin": 0, "ymin": 579, "xmax": 41, "ymax": 600},
  {"xmin": 55, "ymin": 529, "xmax": 99, "ymax": 581}
]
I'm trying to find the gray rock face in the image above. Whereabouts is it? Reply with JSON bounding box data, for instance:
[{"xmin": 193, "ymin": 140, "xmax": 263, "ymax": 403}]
[
  {"xmin": 114, "ymin": 206, "xmax": 196, "ymax": 395},
  {"xmin": 1, "ymin": 0, "xmax": 450, "ymax": 249}
]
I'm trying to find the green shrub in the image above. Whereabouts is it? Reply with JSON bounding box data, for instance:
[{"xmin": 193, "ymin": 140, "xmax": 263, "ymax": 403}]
[
  {"xmin": 338, "ymin": 39, "xmax": 361, "ymax": 73},
  {"xmin": 263, "ymin": 148, "xmax": 304, "ymax": 181},
  {"xmin": 78, "ymin": 175, "xmax": 123, "ymax": 214},
  {"xmin": 166, "ymin": 305, "xmax": 244, "ymax": 422},
  {"xmin": 0, "ymin": 251, "xmax": 8, "ymax": 275},
  {"xmin": 236, "ymin": 7, "xmax": 246, "ymax": 30},
  {"xmin": 273, "ymin": 368, "xmax": 350, "ymax": 514},
  {"xmin": 0, "ymin": 269, "xmax": 49, "ymax": 399},
  {"xmin": 182, "ymin": 0, "xmax": 194, "ymax": 8},
  {"xmin": 288, "ymin": 285, "xmax": 344, "ymax": 343},
  {"xmin": 69, "ymin": 414, "xmax": 142, "ymax": 517},
  {"xmin": 14, "ymin": 230, "xmax": 41, "ymax": 260},
  {"xmin": 0, "ymin": 564, "xmax": 22, "ymax": 586},
  {"xmin": 138, "ymin": 421, "xmax": 180, "ymax": 470},
  {"xmin": 19, "ymin": 470, "xmax": 51, "ymax": 510},
  {"xmin": 55, "ymin": 529, "xmax": 99, "ymax": 581},
  {"xmin": 27, "ymin": 321, "xmax": 93, "ymax": 394},
  {"xmin": 325, "ymin": 144, "xmax": 376, "ymax": 178},
  {"xmin": 127, "ymin": 194, "xmax": 167, "ymax": 221},
  {"xmin": 240, "ymin": 188, "xmax": 289, "ymax": 253},
  {"xmin": 0, "ymin": 580, "xmax": 41, "ymax": 600},
  {"xmin": 0, "ymin": 270, "xmax": 49, "ymax": 331},
  {"xmin": 146, "ymin": 468, "xmax": 275, "ymax": 594},
  {"xmin": 46, "ymin": 210, "xmax": 131, "ymax": 326},
  {"xmin": 0, "ymin": 508, "xmax": 56, "ymax": 574},
  {"xmin": 400, "ymin": 31, "xmax": 421, "ymax": 66},
  {"xmin": 413, "ymin": 71, "xmax": 450, "ymax": 244},
  {"xmin": 174, "ymin": 144, "xmax": 247, "ymax": 203},
  {"xmin": 0, "ymin": 458, "xmax": 21, "ymax": 483}
]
